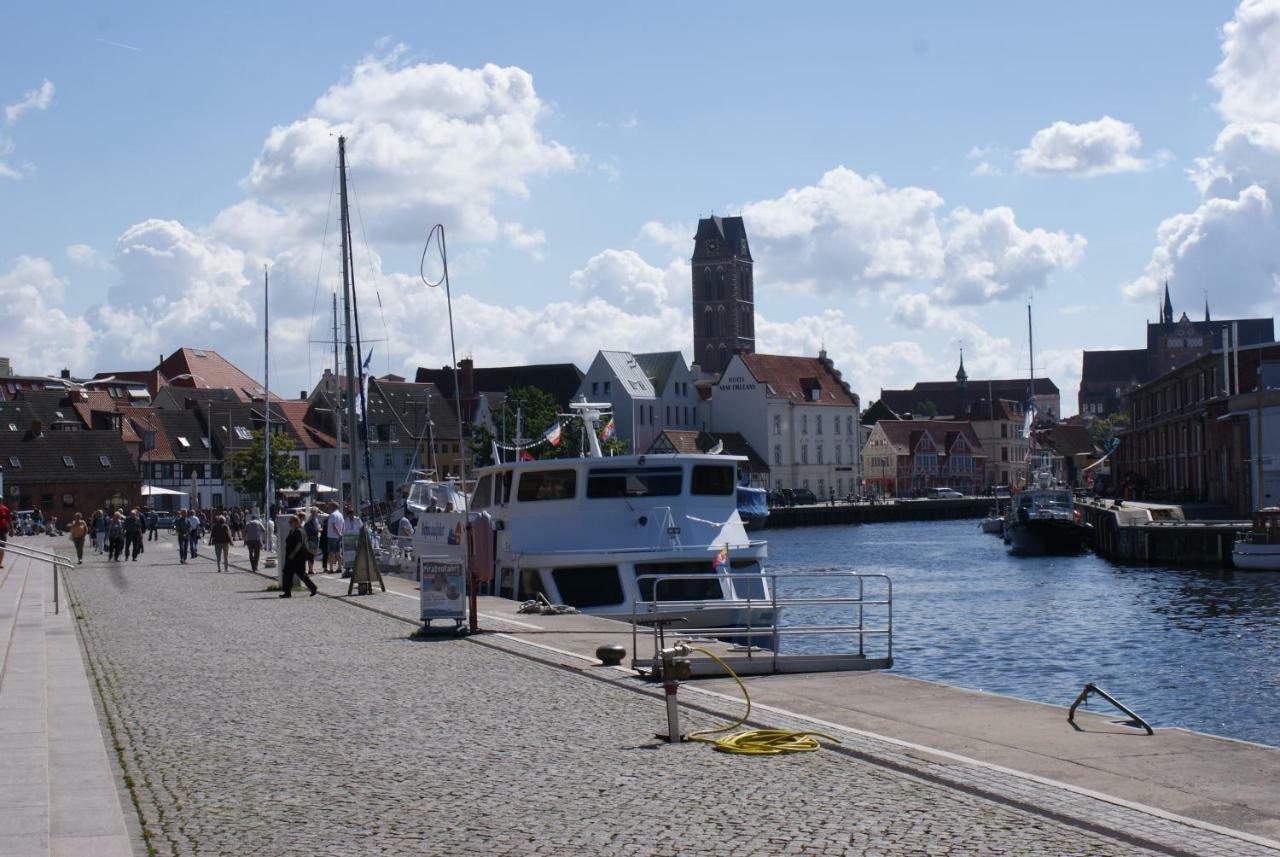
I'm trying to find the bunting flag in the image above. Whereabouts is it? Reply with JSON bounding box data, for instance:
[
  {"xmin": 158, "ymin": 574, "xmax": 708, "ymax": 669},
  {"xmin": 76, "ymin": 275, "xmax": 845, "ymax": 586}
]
[
  {"xmin": 711, "ymin": 543, "xmax": 729, "ymax": 571},
  {"xmin": 362, "ymin": 347, "xmax": 374, "ymax": 370},
  {"xmin": 600, "ymin": 417, "xmax": 615, "ymax": 441},
  {"xmin": 518, "ymin": 448, "xmax": 536, "ymax": 462},
  {"xmin": 543, "ymin": 421, "xmax": 562, "ymax": 447},
  {"xmin": 1023, "ymin": 398, "xmax": 1037, "ymax": 438}
]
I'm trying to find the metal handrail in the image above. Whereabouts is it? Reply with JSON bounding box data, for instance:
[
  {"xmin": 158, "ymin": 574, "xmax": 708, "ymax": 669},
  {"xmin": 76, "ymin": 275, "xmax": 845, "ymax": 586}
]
[
  {"xmin": 2, "ymin": 542, "xmax": 75, "ymax": 614},
  {"xmin": 630, "ymin": 570, "xmax": 893, "ymax": 674},
  {"xmin": 1068, "ymin": 682, "xmax": 1154, "ymax": 735}
]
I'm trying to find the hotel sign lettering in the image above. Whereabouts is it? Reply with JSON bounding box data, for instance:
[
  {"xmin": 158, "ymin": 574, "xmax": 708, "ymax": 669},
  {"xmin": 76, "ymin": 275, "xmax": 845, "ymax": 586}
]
[{"xmin": 717, "ymin": 375, "xmax": 757, "ymax": 393}]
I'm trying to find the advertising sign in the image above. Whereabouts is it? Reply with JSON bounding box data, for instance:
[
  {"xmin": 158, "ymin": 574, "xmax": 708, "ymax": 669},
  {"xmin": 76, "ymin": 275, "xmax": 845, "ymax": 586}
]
[{"xmin": 418, "ymin": 560, "xmax": 466, "ymax": 621}]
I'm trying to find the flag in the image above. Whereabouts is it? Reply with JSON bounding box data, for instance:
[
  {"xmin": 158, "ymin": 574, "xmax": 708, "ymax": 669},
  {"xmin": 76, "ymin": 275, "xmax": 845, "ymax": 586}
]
[
  {"xmin": 600, "ymin": 417, "xmax": 615, "ymax": 441},
  {"xmin": 518, "ymin": 448, "xmax": 535, "ymax": 462},
  {"xmin": 543, "ymin": 421, "xmax": 562, "ymax": 447},
  {"xmin": 362, "ymin": 347, "xmax": 373, "ymax": 370},
  {"xmin": 711, "ymin": 543, "xmax": 729, "ymax": 571},
  {"xmin": 1022, "ymin": 398, "xmax": 1037, "ymax": 438}
]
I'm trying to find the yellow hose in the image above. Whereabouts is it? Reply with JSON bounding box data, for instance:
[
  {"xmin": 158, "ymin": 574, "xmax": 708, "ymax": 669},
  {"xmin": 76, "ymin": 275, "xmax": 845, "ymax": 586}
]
[{"xmin": 685, "ymin": 646, "xmax": 840, "ymax": 755}]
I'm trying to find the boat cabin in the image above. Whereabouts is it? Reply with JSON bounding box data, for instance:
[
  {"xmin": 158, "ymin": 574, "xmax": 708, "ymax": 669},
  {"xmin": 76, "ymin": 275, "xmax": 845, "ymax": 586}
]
[{"xmin": 1246, "ymin": 507, "xmax": 1280, "ymax": 546}]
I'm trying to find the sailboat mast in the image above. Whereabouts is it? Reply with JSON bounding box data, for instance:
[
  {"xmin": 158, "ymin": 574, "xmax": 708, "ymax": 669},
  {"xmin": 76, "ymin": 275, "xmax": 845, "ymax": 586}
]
[
  {"xmin": 332, "ymin": 292, "xmax": 343, "ymax": 510},
  {"xmin": 263, "ymin": 265, "xmax": 272, "ymax": 547},
  {"xmin": 338, "ymin": 136, "xmax": 362, "ymax": 518}
]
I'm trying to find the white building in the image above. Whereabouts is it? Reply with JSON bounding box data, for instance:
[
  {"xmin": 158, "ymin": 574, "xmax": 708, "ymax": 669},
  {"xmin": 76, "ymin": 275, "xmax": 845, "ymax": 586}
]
[
  {"xmin": 576, "ymin": 351, "xmax": 703, "ymax": 452},
  {"xmin": 710, "ymin": 351, "xmax": 861, "ymax": 498}
]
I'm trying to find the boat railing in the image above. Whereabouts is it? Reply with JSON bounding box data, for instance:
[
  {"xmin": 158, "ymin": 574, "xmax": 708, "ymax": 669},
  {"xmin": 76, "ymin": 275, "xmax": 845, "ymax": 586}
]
[
  {"xmin": 517, "ymin": 541, "xmax": 768, "ymax": 558},
  {"xmin": 630, "ymin": 570, "xmax": 892, "ymax": 676}
]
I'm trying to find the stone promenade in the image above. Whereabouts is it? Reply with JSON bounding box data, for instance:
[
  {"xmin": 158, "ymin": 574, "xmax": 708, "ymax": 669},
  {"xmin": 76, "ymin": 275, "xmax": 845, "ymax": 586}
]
[{"xmin": 40, "ymin": 533, "xmax": 1186, "ymax": 855}]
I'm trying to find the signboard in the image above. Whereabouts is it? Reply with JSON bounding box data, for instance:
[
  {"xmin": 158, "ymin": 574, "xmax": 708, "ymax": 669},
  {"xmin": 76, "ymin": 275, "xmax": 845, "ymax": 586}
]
[{"xmin": 418, "ymin": 560, "xmax": 466, "ymax": 621}]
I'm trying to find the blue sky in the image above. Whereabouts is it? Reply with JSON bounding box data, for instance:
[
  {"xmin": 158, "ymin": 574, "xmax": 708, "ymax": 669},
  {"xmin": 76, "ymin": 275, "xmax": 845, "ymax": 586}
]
[{"xmin": 3, "ymin": 1, "xmax": 1277, "ymax": 415}]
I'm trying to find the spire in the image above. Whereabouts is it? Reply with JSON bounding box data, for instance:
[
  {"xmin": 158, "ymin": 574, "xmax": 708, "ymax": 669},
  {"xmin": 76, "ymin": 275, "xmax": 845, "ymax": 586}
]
[
  {"xmin": 1204, "ymin": 291, "xmax": 1210, "ymax": 322},
  {"xmin": 955, "ymin": 347, "xmax": 968, "ymax": 390},
  {"xmin": 1162, "ymin": 280, "xmax": 1173, "ymax": 325}
]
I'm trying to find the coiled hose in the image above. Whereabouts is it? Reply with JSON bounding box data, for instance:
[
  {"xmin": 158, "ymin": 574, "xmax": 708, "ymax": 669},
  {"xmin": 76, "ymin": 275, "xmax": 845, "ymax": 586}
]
[{"xmin": 685, "ymin": 646, "xmax": 840, "ymax": 755}]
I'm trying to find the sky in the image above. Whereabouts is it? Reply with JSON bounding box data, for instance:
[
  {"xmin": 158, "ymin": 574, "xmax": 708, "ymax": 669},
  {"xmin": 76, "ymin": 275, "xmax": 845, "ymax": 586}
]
[{"xmin": 2, "ymin": 1, "xmax": 1279, "ymax": 415}]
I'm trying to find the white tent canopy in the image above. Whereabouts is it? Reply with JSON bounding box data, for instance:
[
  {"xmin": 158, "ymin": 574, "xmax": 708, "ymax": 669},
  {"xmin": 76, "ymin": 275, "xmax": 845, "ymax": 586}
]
[
  {"xmin": 140, "ymin": 484, "xmax": 186, "ymax": 496},
  {"xmin": 280, "ymin": 482, "xmax": 339, "ymax": 496}
]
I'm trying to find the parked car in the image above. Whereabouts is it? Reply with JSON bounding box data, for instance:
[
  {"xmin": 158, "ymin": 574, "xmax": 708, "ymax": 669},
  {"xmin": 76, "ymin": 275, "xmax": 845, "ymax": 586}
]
[
  {"xmin": 790, "ymin": 488, "xmax": 819, "ymax": 506},
  {"xmin": 154, "ymin": 512, "xmax": 175, "ymax": 529},
  {"xmin": 925, "ymin": 487, "xmax": 965, "ymax": 499}
]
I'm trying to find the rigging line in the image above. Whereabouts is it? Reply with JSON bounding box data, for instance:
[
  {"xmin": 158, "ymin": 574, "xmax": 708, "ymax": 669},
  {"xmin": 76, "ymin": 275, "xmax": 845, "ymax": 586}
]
[
  {"xmin": 307, "ymin": 153, "xmax": 339, "ymax": 392},
  {"xmin": 346, "ymin": 167, "xmax": 394, "ymax": 378}
]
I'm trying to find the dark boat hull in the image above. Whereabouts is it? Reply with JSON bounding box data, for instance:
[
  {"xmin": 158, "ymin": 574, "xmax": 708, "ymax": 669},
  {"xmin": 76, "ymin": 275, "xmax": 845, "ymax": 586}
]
[{"xmin": 1008, "ymin": 518, "xmax": 1090, "ymax": 556}]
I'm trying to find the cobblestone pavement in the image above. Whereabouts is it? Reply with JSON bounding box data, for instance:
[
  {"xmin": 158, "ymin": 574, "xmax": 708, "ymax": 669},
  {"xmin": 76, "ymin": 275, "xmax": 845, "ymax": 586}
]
[{"xmin": 63, "ymin": 540, "xmax": 1162, "ymax": 856}]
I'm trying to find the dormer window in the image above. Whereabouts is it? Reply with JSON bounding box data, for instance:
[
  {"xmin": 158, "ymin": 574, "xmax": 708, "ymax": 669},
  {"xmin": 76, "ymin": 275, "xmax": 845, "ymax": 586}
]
[
  {"xmin": 177, "ymin": 436, "xmax": 190, "ymax": 447},
  {"xmin": 7, "ymin": 423, "xmax": 15, "ymax": 431},
  {"xmin": 200, "ymin": 437, "xmax": 210, "ymax": 448},
  {"xmin": 8, "ymin": 456, "xmax": 19, "ymax": 468},
  {"xmin": 234, "ymin": 426, "xmax": 252, "ymax": 441},
  {"xmin": 62, "ymin": 455, "xmax": 75, "ymax": 468},
  {"xmin": 99, "ymin": 455, "xmax": 110, "ymax": 467}
]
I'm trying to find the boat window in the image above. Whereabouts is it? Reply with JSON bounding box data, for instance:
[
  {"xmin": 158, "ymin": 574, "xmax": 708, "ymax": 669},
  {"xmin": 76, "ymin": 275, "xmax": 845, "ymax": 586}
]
[
  {"xmin": 551, "ymin": 566, "xmax": 624, "ymax": 608},
  {"xmin": 472, "ymin": 476, "xmax": 493, "ymax": 510},
  {"xmin": 586, "ymin": 466, "xmax": 682, "ymax": 498},
  {"xmin": 635, "ymin": 562, "xmax": 725, "ymax": 601},
  {"xmin": 690, "ymin": 464, "xmax": 735, "ymax": 496},
  {"xmin": 498, "ymin": 470, "xmax": 513, "ymax": 504},
  {"xmin": 517, "ymin": 469, "xmax": 576, "ymax": 502},
  {"xmin": 729, "ymin": 560, "xmax": 766, "ymax": 599}
]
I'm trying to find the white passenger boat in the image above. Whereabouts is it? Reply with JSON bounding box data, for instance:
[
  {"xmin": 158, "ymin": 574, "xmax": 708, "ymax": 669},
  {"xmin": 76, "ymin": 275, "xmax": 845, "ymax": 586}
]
[
  {"xmin": 1232, "ymin": 508, "xmax": 1280, "ymax": 571},
  {"xmin": 472, "ymin": 402, "xmax": 773, "ymax": 628}
]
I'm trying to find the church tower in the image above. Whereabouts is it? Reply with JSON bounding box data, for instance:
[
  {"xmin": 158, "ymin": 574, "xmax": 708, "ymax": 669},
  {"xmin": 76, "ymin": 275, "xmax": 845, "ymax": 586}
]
[{"xmin": 692, "ymin": 216, "xmax": 756, "ymax": 378}]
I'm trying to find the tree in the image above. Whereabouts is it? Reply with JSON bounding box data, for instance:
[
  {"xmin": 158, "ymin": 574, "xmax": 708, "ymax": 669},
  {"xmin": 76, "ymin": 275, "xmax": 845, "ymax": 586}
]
[
  {"xmin": 913, "ymin": 400, "xmax": 938, "ymax": 418},
  {"xmin": 1089, "ymin": 412, "xmax": 1130, "ymax": 447},
  {"xmin": 471, "ymin": 385, "xmax": 630, "ymax": 467},
  {"xmin": 228, "ymin": 430, "xmax": 305, "ymax": 498}
]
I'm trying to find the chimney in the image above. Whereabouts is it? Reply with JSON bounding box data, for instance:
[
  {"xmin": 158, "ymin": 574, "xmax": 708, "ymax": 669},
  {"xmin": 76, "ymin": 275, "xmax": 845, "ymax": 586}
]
[
  {"xmin": 460, "ymin": 358, "xmax": 475, "ymax": 399},
  {"xmin": 301, "ymin": 390, "xmax": 307, "ymax": 400},
  {"xmin": 60, "ymin": 368, "xmax": 70, "ymax": 379}
]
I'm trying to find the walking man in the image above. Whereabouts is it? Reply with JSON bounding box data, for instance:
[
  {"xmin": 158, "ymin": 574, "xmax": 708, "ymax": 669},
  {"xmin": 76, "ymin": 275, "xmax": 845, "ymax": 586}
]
[
  {"xmin": 280, "ymin": 515, "xmax": 318, "ymax": 597},
  {"xmin": 107, "ymin": 513, "xmax": 125, "ymax": 561},
  {"xmin": 242, "ymin": 513, "xmax": 264, "ymax": 572},
  {"xmin": 210, "ymin": 515, "xmax": 233, "ymax": 573},
  {"xmin": 68, "ymin": 513, "xmax": 88, "ymax": 564},
  {"xmin": 188, "ymin": 511, "xmax": 201, "ymax": 559},
  {"xmin": 174, "ymin": 509, "xmax": 192, "ymax": 564},
  {"xmin": 123, "ymin": 509, "xmax": 143, "ymax": 561},
  {"xmin": 147, "ymin": 509, "xmax": 159, "ymax": 541},
  {"xmin": 324, "ymin": 501, "xmax": 345, "ymax": 573}
]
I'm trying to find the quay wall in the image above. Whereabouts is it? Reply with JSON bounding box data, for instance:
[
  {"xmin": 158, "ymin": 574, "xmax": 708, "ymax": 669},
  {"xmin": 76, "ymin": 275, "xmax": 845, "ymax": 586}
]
[
  {"xmin": 767, "ymin": 497, "xmax": 992, "ymax": 528},
  {"xmin": 1076, "ymin": 500, "xmax": 1249, "ymax": 567}
]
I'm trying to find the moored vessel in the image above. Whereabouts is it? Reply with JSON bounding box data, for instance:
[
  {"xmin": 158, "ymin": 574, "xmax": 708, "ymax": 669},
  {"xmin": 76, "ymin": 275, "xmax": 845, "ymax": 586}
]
[{"xmin": 1232, "ymin": 507, "xmax": 1280, "ymax": 571}]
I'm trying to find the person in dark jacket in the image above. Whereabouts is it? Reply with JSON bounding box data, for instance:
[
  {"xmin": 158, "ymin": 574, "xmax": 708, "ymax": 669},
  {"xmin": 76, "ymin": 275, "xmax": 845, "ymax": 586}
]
[
  {"xmin": 123, "ymin": 509, "xmax": 144, "ymax": 561},
  {"xmin": 210, "ymin": 515, "xmax": 233, "ymax": 572},
  {"xmin": 280, "ymin": 515, "xmax": 318, "ymax": 598},
  {"xmin": 107, "ymin": 512, "xmax": 125, "ymax": 561}
]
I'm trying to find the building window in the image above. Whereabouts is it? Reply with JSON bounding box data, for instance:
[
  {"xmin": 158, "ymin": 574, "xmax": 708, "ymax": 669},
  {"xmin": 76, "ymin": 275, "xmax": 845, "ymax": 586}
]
[
  {"xmin": 816, "ymin": 415, "xmax": 823, "ymax": 434},
  {"xmin": 177, "ymin": 436, "xmax": 190, "ymax": 447},
  {"xmin": 62, "ymin": 455, "xmax": 75, "ymax": 468},
  {"xmin": 384, "ymin": 452, "xmax": 393, "ymax": 466},
  {"xmin": 8, "ymin": 456, "xmax": 19, "ymax": 468},
  {"xmin": 835, "ymin": 445, "xmax": 842, "ymax": 464},
  {"xmin": 773, "ymin": 414, "xmax": 781, "ymax": 435},
  {"xmin": 703, "ymin": 308, "xmax": 714, "ymax": 338},
  {"xmin": 717, "ymin": 269, "xmax": 726, "ymax": 300},
  {"xmin": 817, "ymin": 445, "xmax": 824, "ymax": 465},
  {"xmin": 666, "ymin": 406, "xmax": 671, "ymax": 425},
  {"xmin": 801, "ymin": 445, "xmax": 809, "ymax": 464},
  {"xmin": 834, "ymin": 417, "xmax": 841, "ymax": 436},
  {"xmin": 235, "ymin": 426, "xmax": 252, "ymax": 441},
  {"xmin": 308, "ymin": 454, "xmax": 321, "ymax": 470},
  {"xmin": 341, "ymin": 454, "xmax": 350, "ymax": 469},
  {"xmin": 846, "ymin": 416, "xmax": 854, "ymax": 435},
  {"xmin": 774, "ymin": 444, "xmax": 781, "ymax": 465},
  {"xmin": 99, "ymin": 455, "xmax": 110, "ymax": 467},
  {"xmin": 703, "ymin": 269, "xmax": 712, "ymax": 299},
  {"xmin": 802, "ymin": 414, "xmax": 809, "ymax": 435},
  {"xmin": 604, "ymin": 381, "xmax": 611, "ymax": 396}
]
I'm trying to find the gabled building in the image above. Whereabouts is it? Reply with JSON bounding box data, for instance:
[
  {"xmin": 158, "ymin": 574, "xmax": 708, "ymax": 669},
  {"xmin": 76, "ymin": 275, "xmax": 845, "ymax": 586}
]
[
  {"xmin": 576, "ymin": 350, "xmax": 702, "ymax": 452},
  {"xmin": 0, "ymin": 400, "xmax": 140, "ymax": 517},
  {"xmin": 710, "ymin": 351, "xmax": 861, "ymax": 499},
  {"xmin": 364, "ymin": 378, "xmax": 461, "ymax": 502},
  {"xmin": 1078, "ymin": 284, "xmax": 1273, "ymax": 418},
  {"xmin": 861, "ymin": 419, "xmax": 987, "ymax": 497},
  {"xmin": 691, "ymin": 215, "xmax": 756, "ymax": 378},
  {"xmin": 646, "ymin": 429, "xmax": 770, "ymax": 486}
]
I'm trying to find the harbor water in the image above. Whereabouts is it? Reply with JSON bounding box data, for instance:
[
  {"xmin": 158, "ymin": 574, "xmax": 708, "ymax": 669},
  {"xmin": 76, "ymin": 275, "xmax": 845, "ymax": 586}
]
[{"xmin": 767, "ymin": 518, "xmax": 1280, "ymax": 747}]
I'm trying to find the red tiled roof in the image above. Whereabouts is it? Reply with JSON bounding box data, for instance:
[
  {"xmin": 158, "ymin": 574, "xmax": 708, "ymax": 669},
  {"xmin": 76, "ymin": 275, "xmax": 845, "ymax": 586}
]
[
  {"xmin": 119, "ymin": 406, "xmax": 176, "ymax": 462},
  {"xmin": 274, "ymin": 401, "xmax": 335, "ymax": 450},
  {"xmin": 739, "ymin": 353, "xmax": 858, "ymax": 407},
  {"xmin": 873, "ymin": 420, "xmax": 987, "ymax": 458},
  {"xmin": 157, "ymin": 348, "xmax": 273, "ymax": 403}
]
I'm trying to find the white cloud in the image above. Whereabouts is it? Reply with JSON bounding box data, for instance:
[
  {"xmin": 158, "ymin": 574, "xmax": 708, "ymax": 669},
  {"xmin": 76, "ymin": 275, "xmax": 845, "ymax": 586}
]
[
  {"xmin": 65, "ymin": 244, "xmax": 109, "ymax": 270},
  {"xmin": 242, "ymin": 48, "xmax": 574, "ymax": 246},
  {"xmin": 0, "ymin": 256, "xmax": 95, "ymax": 375},
  {"xmin": 1, "ymin": 79, "xmax": 55, "ymax": 180},
  {"xmin": 726, "ymin": 166, "xmax": 1083, "ymax": 303},
  {"xmin": 568, "ymin": 249, "xmax": 684, "ymax": 311},
  {"xmin": 970, "ymin": 161, "xmax": 1002, "ymax": 177},
  {"xmin": 1213, "ymin": 0, "xmax": 1280, "ymax": 125},
  {"xmin": 1016, "ymin": 116, "xmax": 1153, "ymax": 176},
  {"xmin": 501, "ymin": 222, "xmax": 546, "ymax": 260},
  {"xmin": 4, "ymin": 80, "xmax": 54, "ymax": 124},
  {"xmin": 1125, "ymin": 1, "xmax": 1280, "ymax": 315}
]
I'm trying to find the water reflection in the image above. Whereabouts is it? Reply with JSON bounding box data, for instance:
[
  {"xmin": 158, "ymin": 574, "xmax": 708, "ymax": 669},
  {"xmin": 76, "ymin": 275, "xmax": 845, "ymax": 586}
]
[{"xmin": 766, "ymin": 519, "xmax": 1280, "ymax": 746}]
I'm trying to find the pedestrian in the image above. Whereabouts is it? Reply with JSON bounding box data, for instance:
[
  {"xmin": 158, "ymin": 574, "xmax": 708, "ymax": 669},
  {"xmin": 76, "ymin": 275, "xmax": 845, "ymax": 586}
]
[
  {"xmin": 174, "ymin": 509, "xmax": 192, "ymax": 564},
  {"xmin": 0, "ymin": 498, "xmax": 10, "ymax": 569},
  {"xmin": 303, "ymin": 508, "xmax": 321, "ymax": 575},
  {"xmin": 147, "ymin": 509, "xmax": 159, "ymax": 541},
  {"xmin": 188, "ymin": 511, "xmax": 201, "ymax": 558},
  {"xmin": 67, "ymin": 513, "xmax": 88, "ymax": 564},
  {"xmin": 107, "ymin": 513, "xmax": 125, "ymax": 561},
  {"xmin": 94, "ymin": 509, "xmax": 107, "ymax": 554},
  {"xmin": 280, "ymin": 515, "xmax": 318, "ymax": 598},
  {"xmin": 242, "ymin": 513, "xmax": 264, "ymax": 572},
  {"xmin": 324, "ymin": 501, "xmax": 345, "ymax": 573},
  {"xmin": 210, "ymin": 515, "xmax": 233, "ymax": 572},
  {"xmin": 123, "ymin": 509, "xmax": 143, "ymax": 561},
  {"xmin": 396, "ymin": 512, "xmax": 415, "ymax": 555}
]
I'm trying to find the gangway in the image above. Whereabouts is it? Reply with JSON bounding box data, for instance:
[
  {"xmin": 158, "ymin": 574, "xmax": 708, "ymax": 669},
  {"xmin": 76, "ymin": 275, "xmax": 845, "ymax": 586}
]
[{"xmin": 630, "ymin": 570, "xmax": 892, "ymax": 676}]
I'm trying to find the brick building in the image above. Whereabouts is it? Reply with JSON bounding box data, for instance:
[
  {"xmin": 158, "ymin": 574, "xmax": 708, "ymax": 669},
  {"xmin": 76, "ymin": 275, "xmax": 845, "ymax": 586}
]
[
  {"xmin": 691, "ymin": 216, "xmax": 756, "ymax": 378},
  {"xmin": 861, "ymin": 419, "xmax": 987, "ymax": 497}
]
